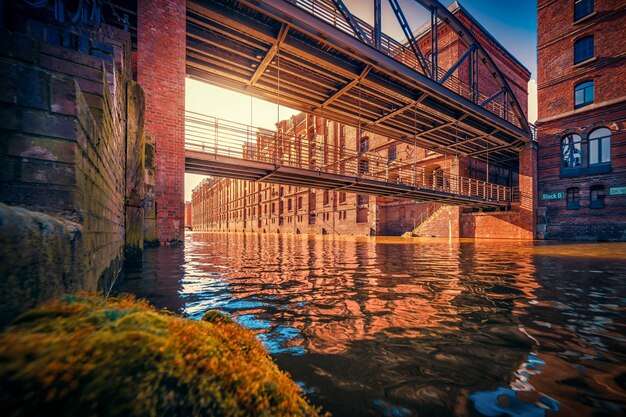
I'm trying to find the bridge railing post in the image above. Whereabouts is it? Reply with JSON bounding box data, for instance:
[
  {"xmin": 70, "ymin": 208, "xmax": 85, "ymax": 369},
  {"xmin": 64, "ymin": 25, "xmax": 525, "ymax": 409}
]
[{"xmin": 214, "ymin": 119, "xmax": 218, "ymax": 155}]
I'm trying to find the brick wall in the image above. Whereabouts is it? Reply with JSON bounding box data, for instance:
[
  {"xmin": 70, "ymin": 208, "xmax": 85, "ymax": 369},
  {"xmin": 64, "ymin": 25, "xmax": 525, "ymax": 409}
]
[
  {"xmin": 137, "ymin": 0, "xmax": 186, "ymax": 243},
  {"xmin": 0, "ymin": 21, "xmax": 145, "ymax": 320},
  {"xmin": 536, "ymin": 0, "xmax": 626, "ymax": 240}
]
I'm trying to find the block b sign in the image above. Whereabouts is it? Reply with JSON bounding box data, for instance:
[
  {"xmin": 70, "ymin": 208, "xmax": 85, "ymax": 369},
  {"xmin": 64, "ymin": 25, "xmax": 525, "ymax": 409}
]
[{"xmin": 541, "ymin": 191, "xmax": 564, "ymax": 201}]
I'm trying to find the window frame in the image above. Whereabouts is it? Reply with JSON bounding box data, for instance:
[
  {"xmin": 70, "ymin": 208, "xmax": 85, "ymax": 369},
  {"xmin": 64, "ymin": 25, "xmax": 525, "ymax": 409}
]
[
  {"xmin": 359, "ymin": 136, "xmax": 369, "ymax": 153},
  {"xmin": 588, "ymin": 127, "xmax": 611, "ymax": 166},
  {"xmin": 589, "ymin": 185, "xmax": 605, "ymax": 209},
  {"xmin": 388, "ymin": 144, "xmax": 397, "ymax": 162},
  {"xmin": 561, "ymin": 134, "xmax": 583, "ymax": 170},
  {"xmin": 566, "ymin": 187, "xmax": 580, "ymax": 210},
  {"xmin": 574, "ymin": 80, "xmax": 594, "ymax": 109},
  {"xmin": 574, "ymin": 0, "xmax": 594, "ymax": 21},
  {"xmin": 574, "ymin": 36, "xmax": 594, "ymax": 64}
]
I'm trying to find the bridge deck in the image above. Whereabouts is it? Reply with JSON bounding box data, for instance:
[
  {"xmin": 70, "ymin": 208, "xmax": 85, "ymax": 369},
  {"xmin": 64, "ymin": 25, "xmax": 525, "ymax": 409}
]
[
  {"xmin": 186, "ymin": 0, "xmax": 531, "ymax": 168},
  {"xmin": 185, "ymin": 112, "xmax": 511, "ymax": 208}
]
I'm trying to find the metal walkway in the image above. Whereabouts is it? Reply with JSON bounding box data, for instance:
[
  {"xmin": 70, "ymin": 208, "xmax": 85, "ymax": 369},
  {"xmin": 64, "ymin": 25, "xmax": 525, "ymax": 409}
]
[
  {"xmin": 185, "ymin": 111, "xmax": 511, "ymax": 208},
  {"xmin": 186, "ymin": 0, "xmax": 531, "ymax": 168}
]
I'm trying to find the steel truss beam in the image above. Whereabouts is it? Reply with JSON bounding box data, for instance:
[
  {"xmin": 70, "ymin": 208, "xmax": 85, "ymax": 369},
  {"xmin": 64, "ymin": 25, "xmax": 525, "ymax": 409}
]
[
  {"xmin": 248, "ymin": 23, "xmax": 289, "ymax": 86},
  {"xmin": 410, "ymin": 0, "xmax": 530, "ymax": 132},
  {"xmin": 187, "ymin": 0, "xmax": 530, "ymax": 169},
  {"xmin": 331, "ymin": 0, "xmax": 371, "ymax": 46}
]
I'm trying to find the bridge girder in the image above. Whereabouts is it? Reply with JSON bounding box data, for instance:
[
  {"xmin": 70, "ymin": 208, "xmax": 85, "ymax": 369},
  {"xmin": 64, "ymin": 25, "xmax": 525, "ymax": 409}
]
[{"xmin": 186, "ymin": 0, "xmax": 531, "ymax": 168}]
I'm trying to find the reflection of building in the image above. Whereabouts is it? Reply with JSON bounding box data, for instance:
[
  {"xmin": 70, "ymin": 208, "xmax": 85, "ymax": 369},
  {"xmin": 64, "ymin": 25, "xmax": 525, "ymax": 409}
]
[
  {"xmin": 191, "ymin": 2, "xmax": 534, "ymax": 237},
  {"xmin": 536, "ymin": 0, "xmax": 626, "ymax": 240}
]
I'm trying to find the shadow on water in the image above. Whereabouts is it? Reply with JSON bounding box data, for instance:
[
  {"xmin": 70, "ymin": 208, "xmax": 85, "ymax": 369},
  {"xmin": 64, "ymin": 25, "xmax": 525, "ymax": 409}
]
[{"xmin": 115, "ymin": 233, "xmax": 626, "ymax": 417}]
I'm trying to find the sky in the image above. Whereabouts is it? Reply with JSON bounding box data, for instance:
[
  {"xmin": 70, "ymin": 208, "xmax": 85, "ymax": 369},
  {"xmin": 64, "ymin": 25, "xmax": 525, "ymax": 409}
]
[{"xmin": 184, "ymin": 0, "xmax": 538, "ymax": 200}]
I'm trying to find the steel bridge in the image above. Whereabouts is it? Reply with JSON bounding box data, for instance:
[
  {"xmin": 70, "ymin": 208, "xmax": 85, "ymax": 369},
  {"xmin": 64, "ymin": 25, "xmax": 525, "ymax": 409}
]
[
  {"xmin": 185, "ymin": 0, "xmax": 532, "ymax": 169},
  {"xmin": 185, "ymin": 111, "xmax": 512, "ymax": 208}
]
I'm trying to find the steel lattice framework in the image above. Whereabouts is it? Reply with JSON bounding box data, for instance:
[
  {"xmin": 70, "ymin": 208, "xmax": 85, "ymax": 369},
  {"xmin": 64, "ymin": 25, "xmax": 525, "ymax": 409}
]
[{"xmin": 186, "ymin": 0, "xmax": 532, "ymax": 168}]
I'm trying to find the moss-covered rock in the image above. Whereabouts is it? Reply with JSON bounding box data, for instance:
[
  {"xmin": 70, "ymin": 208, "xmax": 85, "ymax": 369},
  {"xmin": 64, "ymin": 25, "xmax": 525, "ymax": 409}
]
[{"xmin": 0, "ymin": 294, "xmax": 326, "ymax": 417}]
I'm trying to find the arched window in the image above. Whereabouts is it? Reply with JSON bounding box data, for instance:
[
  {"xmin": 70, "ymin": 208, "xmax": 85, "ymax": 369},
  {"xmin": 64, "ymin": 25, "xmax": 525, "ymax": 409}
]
[
  {"xmin": 574, "ymin": 81, "xmax": 594, "ymax": 108},
  {"xmin": 588, "ymin": 127, "xmax": 611, "ymax": 165},
  {"xmin": 566, "ymin": 187, "xmax": 580, "ymax": 209},
  {"xmin": 574, "ymin": 36, "xmax": 594, "ymax": 64},
  {"xmin": 561, "ymin": 134, "xmax": 582, "ymax": 168},
  {"xmin": 590, "ymin": 185, "xmax": 605, "ymax": 209},
  {"xmin": 574, "ymin": 0, "xmax": 594, "ymax": 21}
]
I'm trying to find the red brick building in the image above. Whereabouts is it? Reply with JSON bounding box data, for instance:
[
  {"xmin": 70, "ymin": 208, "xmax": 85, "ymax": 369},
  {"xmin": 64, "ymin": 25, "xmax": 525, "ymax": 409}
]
[
  {"xmin": 536, "ymin": 0, "xmax": 626, "ymax": 240},
  {"xmin": 191, "ymin": 2, "xmax": 535, "ymax": 238}
]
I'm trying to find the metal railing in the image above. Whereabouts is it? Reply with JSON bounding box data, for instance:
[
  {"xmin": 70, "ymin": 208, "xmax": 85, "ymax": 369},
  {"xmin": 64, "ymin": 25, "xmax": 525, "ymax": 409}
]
[
  {"xmin": 289, "ymin": 0, "xmax": 520, "ymax": 128},
  {"xmin": 185, "ymin": 111, "xmax": 512, "ymax": 203}
]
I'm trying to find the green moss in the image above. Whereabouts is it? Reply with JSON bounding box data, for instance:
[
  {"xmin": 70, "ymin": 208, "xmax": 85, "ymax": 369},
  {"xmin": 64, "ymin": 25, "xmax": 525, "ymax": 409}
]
[{"xmin": 0, "ymin": 294, "xmax": 327, "ymax": 417}]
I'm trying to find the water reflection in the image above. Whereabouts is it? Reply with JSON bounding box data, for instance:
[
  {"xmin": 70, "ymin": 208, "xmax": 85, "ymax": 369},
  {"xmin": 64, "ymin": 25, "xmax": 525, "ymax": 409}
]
[{"xmin": 117, "ymin": 233, "xmax": 626, "ymax": 417}]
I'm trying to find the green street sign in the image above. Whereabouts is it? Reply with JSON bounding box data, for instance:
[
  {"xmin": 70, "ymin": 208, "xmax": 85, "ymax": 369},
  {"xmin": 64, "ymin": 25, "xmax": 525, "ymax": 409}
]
[
  {"xmin": 541, "ymin": 191, "xmax": 564, "ymax": 201},
  {"xmin": 609, "ymin": 186, "xmax": 626, "ymax": 196}
]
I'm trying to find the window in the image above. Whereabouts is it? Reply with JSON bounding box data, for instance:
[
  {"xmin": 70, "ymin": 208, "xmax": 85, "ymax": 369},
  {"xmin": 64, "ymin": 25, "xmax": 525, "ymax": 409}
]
[
  {"xmin": 323, "ymin": 190, "xmax": 329, "ymax": 206},
  {"xmin": 561, "ymin": 134, "xmax": 582, "ymax": 168},
  {"xmin": 359, "ymin": 137, "xmax": 369, "ymax": 153},
  {"xmin": 590, "ymin": 185, "xmax": 605, "ymax": 208},
  {"xmin": 359, "ymin": 159, "xmax": 369, "ymax": 175},
  {"xmin": 574, "ymin": 81, "xmax": 594, "ymax": 108},
  {"xmin": 288, "ymin": 199, "xmax": 292, "ymax": 211},
  {"xmin": 574, "ymin": 36, "xmax": 594, "ymax": 64},
  {"xmin": 588, "ymin": 127, "xmax": 611, "ymax": 165},
  {"xmin": 566, "ymin": 187, "xmax": 580, "ymax": 209},
  {"xmin": 339, "ymin": 192, "xmax": 346, "ymax": 204},
  {"xmin": 357, "ymin": 194, "xmax": 369, "ymax": 206},
  {"xmin": 574, "ymin": 0, "xmax": 594, "ymax": 21},
  {"xmin": 297, "ymin": 196, "xmax": 303, "ymax": 210},
  {"xmin": 388, "ymin": 144, "xmax": 397, "ymax": 162}
]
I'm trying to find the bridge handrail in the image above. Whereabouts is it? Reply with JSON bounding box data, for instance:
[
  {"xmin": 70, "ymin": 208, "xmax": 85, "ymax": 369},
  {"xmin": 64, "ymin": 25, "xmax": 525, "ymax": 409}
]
[
  {"xmin": 186, "ymin": 111, "xmax": 511, "ymax": 204},
  {"xmin": 290, "ymin": 0, "xmax": 521, "ymax": 128}
]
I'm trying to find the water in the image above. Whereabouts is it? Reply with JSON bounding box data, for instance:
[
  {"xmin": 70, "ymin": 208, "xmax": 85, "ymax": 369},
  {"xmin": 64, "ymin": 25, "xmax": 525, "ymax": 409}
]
[{"xmin": 118, "ymin": 233, "xmax": 626, "ymax": 417}]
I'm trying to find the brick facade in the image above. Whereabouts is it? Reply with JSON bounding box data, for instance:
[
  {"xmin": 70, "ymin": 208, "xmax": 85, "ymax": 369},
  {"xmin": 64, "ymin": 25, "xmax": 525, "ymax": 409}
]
[
  {"xmin": 536, "ymin": 0, "xmax": 626, "ymax": 240},
  {"xmin": 137, "ymin": 0, "xmax": 186, "ymax": 243}
]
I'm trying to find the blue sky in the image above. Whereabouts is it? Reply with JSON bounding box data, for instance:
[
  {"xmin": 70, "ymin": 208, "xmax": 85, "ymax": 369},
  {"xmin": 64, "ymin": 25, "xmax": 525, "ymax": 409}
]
[
  {"xmin": 345, "ymin": 0, "xmax": 537, "ymax": 78},
  {"xmin": 453, "ymin": 0, "xmax": 537, "ymax": 77}
]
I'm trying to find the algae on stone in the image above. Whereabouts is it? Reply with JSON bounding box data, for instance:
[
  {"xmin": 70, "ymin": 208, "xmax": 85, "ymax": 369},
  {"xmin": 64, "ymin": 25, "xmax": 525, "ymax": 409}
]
[{"xmin": 0, "ymin": 294, "xmax": 327, "ymax": 417}]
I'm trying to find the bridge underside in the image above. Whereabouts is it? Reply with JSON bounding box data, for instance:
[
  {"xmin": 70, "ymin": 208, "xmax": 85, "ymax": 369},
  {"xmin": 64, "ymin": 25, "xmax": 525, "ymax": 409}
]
[
  {"xmin": 186, "ymin": 150, "xmax": 509, "ymax": 209},
  {"xmin": 186, "ymin": 0, "xmax": 530, "ymax": 169}
]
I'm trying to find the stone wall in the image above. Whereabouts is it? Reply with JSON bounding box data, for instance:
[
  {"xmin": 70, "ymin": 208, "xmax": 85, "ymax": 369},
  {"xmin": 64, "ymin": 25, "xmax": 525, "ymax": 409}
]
[{"xmin": 0, "ymin": 22, "xmax": 146, "ymax": 324}]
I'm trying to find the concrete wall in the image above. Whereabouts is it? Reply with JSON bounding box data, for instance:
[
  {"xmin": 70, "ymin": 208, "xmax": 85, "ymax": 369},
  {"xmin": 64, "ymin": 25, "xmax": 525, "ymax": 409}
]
[{"xmin": 0, "ymin": 21, "xmax": 146, "ymax": 323}]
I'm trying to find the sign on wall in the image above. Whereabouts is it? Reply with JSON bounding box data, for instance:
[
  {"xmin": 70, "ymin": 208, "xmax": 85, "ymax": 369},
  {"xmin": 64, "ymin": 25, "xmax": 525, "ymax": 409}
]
[
  {"xmin": 541, "ymin": 191, "xmax": 564, "ymax": 201},
  {"xmin": 609, "ymin": 186, "xmax": 626, "ymax": 196}
]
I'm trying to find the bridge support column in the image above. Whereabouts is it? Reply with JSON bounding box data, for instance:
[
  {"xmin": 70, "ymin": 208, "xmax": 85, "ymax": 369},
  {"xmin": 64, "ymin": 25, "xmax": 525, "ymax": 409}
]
[{"xmin": 137, "ymin": 0, "xmax": 186, "ymax": 243}]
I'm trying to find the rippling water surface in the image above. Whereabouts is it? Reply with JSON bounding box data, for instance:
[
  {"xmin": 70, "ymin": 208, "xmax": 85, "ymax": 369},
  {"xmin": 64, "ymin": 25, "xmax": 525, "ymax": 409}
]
[{"xmin": 118, "ymin": 233, "xmax": 626, "ymax": 417}]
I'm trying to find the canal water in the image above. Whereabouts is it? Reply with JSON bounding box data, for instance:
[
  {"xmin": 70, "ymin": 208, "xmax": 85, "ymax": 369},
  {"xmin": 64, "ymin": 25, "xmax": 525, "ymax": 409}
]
[{"xmin": 118, "ymin": 232, "xmax": 626, "ymax": 417}]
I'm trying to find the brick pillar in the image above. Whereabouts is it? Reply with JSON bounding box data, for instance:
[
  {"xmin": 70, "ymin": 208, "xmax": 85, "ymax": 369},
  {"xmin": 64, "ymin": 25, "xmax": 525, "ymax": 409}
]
[
  {"xmin": 137, "ymin": 0, "xmax": 186, "ymax": 243},
  {"xmin": 518, "ymin": 142, "xmax": 537, "ymax": 239}
]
